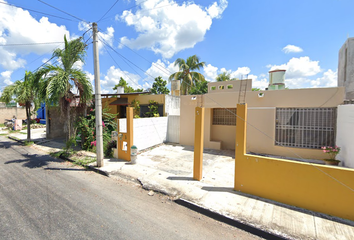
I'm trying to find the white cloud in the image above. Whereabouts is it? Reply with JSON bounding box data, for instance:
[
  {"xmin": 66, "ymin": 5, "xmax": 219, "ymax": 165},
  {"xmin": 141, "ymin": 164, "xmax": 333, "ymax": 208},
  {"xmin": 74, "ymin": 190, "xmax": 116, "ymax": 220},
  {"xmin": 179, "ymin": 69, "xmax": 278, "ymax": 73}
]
[
  {"xmin": 0, "ymin": 1, "xmax": 70, "ymax": 71},
  {"xmin": 102, "ymin": 65, "xmax": 141, "ymax": 93},
  {"xmin": 207, "ymin": 0, "xmax": 228, "ymax": 19},
  {"xmin": 203, "ymin": 65, "xmax": 252, "ymax": 82},
  {"xmin": 282, "ymin": 44, "xmax": 303, "ymax": 54},
  {"xmin": 73, "ymin": 60, "xmax": 84, "ymax": 70},
  {"xmin": 0, "ymin": 70, "xmax": 13, "ymax": 85},
  {"xmin": 252, "ymin": 76, "xmax": 268, "ymax": 90},
  {"xmin": 267, "ymin": 57, "xmax": 338, "ymax": 89},
  {"xmin": 310, "ymin": 69, "xmax": 337, "ymax": 88},
  {"xmin": 203, "ymin": 64, "xmax": 218, "ymax": 82},
  {"xmin": 268, "ymin": 56, "xmax": 321, "ymax": 79},
  {"xmin": 117, "ymin": 0, "xmax": 228, "ymax": 58},
  {"xmin": 229, "ymin": 67, "xmax": 251, "ymax": 79}
]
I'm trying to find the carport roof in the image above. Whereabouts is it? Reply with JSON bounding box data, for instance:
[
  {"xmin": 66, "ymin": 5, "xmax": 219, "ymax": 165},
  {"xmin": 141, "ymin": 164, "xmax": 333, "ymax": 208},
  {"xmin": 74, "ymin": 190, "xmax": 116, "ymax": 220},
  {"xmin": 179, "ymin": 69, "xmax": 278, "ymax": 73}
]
[{"xmin": 109, "ymin": 98, "xmax": 129, "ymax": 105}]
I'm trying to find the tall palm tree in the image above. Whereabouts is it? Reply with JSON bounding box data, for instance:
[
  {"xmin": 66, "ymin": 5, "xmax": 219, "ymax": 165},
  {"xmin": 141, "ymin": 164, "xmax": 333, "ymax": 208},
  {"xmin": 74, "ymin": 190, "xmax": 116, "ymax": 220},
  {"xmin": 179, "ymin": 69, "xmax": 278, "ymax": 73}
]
[
  {"xmin": 0, "ymin": 69, "xmax": 47, "ymax": 141},
  {"xmin": 168, "ymin": 55, "xmax": 206, "ymax": 95},
  {"xmin": 216, "ymin": 71, "xmax": 231, "ymax": 82},
  {"xmin": 43, "ymin": 35, "xmax": 93, "ymax": 140}
]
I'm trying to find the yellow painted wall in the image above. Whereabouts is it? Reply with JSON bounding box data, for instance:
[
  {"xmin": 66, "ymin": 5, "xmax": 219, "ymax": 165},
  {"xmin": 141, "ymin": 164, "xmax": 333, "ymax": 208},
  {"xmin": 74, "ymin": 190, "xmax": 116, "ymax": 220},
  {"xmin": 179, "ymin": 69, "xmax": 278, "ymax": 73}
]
[
  {"xmin": 211, "ymin": 125, "xmax": 236, "ymax": 149},
  {"xmin": 180, "ymin": 87, "xmax": 345, "ymax": 159},
  {"xmin": 235, "ymin": 104, "xmax": 354, "ymax": 221}
]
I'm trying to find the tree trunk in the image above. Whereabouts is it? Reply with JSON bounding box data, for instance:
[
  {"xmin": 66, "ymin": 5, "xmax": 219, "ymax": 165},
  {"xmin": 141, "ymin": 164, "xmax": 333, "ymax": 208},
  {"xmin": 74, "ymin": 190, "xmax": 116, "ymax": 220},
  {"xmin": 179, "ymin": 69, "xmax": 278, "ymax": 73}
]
[
  {"xmin": 26, "ymin": 102, "xmax": 31, "ymax": 141},
  {"xmin": 67, "ymin": 104, "xmax": 71, "ymax": 141}
]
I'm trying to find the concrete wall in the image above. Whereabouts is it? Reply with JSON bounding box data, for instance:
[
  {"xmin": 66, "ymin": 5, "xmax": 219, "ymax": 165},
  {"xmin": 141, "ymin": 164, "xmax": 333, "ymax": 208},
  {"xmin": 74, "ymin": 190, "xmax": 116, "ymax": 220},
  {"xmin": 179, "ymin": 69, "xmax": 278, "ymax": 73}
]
[
  {"xmin": 165, "ymin": 95, "xmax": 180, "ymax": 116},
  {"xmin": 208, "ymin": 79, "xmax": 252, "ymax": 93},
  {"xmin": 165, "ymin": 95, "xmax": 180, "ymax": 143},
  {"xmin": 46, "ymin": 107, "xmax": 66, "ymax": 139},
  {"xmin": 119, "ymin": 117, "xmax": 168, "ymax": 151},
  {"xmin": 336, "ymin": 104, "xmax": 354, "ymax": 168},
  {"xmin": 180, "ymin": 87, "xmax": 345, "ymax": 160},
  {"xmin": 338, "ymin": 37, "xmax": 354, "ymax": 99},
  {"xmin": 167, "ymin": 115, "xmax": 180, "ymax": 143},
  {"xmin": 235, "ymin": 104, "xmax": 354, "ymax": 221},
  {"xmin": 0, "ymin": 107, "xmax": 27, "ymax": 123}
]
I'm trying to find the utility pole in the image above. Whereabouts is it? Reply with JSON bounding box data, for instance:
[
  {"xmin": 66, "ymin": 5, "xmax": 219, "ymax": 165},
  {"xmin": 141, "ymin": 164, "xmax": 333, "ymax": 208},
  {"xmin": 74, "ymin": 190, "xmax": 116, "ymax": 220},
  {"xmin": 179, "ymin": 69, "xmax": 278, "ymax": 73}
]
[{"xmin": 92, "ymin": 22, "xmax": 104, "ymax": 167}]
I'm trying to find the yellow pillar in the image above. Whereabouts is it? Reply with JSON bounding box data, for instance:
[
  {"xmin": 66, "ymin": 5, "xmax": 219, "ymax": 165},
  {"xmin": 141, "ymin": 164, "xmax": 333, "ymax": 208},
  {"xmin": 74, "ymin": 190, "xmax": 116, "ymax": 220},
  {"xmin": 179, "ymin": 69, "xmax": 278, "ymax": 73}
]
[
  {"xmin": 235, "ymin": 104, "xmax": 247, "ymax": 190},
  {"xmin": 193, "ymin": 107, "xmax": 204, "ymax": 180},
  {"xmin": 117, "ymin": 107, "xmax": 134, "ymax": 161}
]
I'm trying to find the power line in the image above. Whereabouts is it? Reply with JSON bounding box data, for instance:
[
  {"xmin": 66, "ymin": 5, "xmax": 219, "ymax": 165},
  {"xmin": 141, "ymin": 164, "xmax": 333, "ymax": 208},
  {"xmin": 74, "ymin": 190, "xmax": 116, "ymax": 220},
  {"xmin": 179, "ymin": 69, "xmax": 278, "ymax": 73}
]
[
  {"xmin": 0, "ymin": 2, "xmax": 79, "ymax": 22},
  {"xmin": 98, "ymin": 27, "xmax": 172, "ymax": 77},
  {"xmin": 97, "ymin": 0, "xmax": 120, "ymax": 23},
  {"xmin": 99, "ymin": 36, "xmax": 156, "ymax": 81},
  {"xmin": 0, "ymin": 42, "xmax": 64, "ymax": 47},
  {"xmin": 37, "ymin": 0, "xmax": 89, "ymax": 23},
  {"xmin": 99, "ymin": 0, "xmax": 185, "ymax": 22},
  {"xmin": 101, "ymin": 42, "xmax": 140, "ymax": 89}
]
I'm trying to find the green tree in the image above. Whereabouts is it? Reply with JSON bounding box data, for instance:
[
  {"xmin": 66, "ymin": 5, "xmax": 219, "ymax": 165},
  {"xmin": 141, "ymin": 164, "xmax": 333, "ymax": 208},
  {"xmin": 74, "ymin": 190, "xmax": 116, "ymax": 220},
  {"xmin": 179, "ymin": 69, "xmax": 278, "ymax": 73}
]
[
  {"xmin": 252, "ymin": 88, "xmax": 261, "ymax": 91},
  {"xmin": 168, "ymin": 55, "xmax": 206, "ymax": 95},
  {"xmin": 113, "ymin": 77, "xmax": 142, "ymax": 93},
  {"xmin": 216, "ymin": 71, "xmax": 231, "ymax": 82},
  {"xmin": 189, "ymin": 81, "xmax": 208, "ymax": 95},
  {"xmin": 43, "ymin": 35, "xmax": 93, "ymax": 140},
  {"xmin": 151, "ymin": 76, "xmax": 170, "ymax": 94},
  {"xmin": 0, "ymin": 70, "xmax": 47, "ymax": 141}
]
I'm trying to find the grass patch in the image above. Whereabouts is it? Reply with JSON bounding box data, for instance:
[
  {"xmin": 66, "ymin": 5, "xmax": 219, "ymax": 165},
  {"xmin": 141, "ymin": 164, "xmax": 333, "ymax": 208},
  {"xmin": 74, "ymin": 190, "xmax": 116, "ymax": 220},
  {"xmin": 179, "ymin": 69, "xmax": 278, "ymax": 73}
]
[
  {"xmin": 72, "ymin": 156, "xmax": 97, "ymax": 166},
  {"xmin": 19, "ymin": 132, "xmax": 27, "ymax": 135},
  {"xmin": 24, "ymin": 141, "xmax": 34, "ymax": 146},
  {"xmin": 0, "ymin": 123, "xmax": 5, "ymax": 127}
]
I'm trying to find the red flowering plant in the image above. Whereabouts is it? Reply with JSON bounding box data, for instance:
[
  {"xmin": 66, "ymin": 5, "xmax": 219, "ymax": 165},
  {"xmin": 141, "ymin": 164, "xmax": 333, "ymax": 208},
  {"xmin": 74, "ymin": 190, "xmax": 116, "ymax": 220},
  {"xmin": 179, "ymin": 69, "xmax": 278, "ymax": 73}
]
[
  {"xmin": 321, "ymin": 146, "xmax": 341, "ymax": 162},
  {"xmin": 76, "ymin": 105, "xmax": 117, "ymax": 155}
]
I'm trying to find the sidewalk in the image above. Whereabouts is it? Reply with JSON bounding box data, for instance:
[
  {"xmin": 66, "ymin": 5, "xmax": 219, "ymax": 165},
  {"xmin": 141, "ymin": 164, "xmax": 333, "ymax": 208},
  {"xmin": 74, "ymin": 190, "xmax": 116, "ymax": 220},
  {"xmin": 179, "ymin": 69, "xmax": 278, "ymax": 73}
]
[{"xmin": 9, "ymin": 130, "xmax": 354, "ymax": 240}]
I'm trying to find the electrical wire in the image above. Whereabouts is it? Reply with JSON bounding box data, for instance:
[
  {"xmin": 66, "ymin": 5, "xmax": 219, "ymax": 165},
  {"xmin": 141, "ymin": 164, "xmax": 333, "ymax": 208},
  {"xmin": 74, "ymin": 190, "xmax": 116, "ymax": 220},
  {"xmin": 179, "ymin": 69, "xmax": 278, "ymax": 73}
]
[
  {"xmin": 101, "ymin": 42, "xmax": 140, "ymax": 89},
  {"xmin": 99, "ymin": 36, "xmax": 156, "ymax": 81},
  {"xmin": 0, "ymin": 42, "xmax": 64, "ymax": 47},
  {"xmin": 0, "ymin": 2, "xmax": 79, "ymax": 22},
  {"xmin": 98, "ymin": 27, "xmax": 172, "ymax": 77},
  {"xmin": 98, "ymin": 0, "xmax": 185, "ymax": 22},
  {"xmin": 37, "ymin": 0, "xmax": 89, "ymax": 23},
  {"xmin": 97, "ymin": 0, "xmax": 120, "ymax": 23}
]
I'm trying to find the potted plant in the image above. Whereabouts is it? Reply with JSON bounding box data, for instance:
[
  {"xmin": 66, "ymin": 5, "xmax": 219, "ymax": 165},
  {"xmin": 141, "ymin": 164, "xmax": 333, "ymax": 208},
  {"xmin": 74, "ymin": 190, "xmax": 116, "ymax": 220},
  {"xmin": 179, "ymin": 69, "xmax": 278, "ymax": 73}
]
[{"xmin": 321, "ymin": 146, "xmax": 341, "ymax": 166}]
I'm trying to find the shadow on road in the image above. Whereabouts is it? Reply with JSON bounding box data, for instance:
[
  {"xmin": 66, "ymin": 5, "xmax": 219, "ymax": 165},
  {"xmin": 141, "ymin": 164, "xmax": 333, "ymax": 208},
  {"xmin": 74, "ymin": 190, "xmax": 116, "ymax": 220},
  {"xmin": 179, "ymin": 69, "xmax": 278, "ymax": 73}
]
[
  {"xmin": 0, "ymin": 137, "xmax": 21, "ymax": 149},
  {"xmin": 5, "ymin": 153, "xmax": 63, "ymax": 169}
]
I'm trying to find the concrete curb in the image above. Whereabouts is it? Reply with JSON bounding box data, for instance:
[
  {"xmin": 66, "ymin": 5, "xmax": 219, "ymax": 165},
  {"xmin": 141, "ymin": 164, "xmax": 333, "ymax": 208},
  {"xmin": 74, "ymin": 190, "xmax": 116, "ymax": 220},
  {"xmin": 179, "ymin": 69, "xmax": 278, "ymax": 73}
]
[
  {"xmin": 174, "ymin": 198, "xmax": 288, "ymax": 240},
  {"xmin": 58, "ymin": 155, "xmax": 110, "ymax": 177}
]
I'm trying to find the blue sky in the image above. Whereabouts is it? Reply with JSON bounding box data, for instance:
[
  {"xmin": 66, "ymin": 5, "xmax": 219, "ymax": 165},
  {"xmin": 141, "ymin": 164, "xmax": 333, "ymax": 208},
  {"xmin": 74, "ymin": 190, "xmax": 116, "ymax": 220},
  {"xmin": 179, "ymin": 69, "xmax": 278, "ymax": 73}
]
[{"xmin": 0, "ymin": 0, "xmax": 353, "ymax": 95}]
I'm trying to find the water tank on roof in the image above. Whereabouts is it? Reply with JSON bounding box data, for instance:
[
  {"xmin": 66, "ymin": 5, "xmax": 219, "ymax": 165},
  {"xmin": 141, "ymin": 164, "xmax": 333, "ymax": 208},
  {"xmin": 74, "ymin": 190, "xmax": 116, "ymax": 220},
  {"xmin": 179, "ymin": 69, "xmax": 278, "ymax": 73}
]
[
  {"xmin": 117, "ymin": 86, "xmax": 124, "ymax": 94},
  {"xmin": 268, "ymin": 70, "xmax": 286, "ymax": 90}
]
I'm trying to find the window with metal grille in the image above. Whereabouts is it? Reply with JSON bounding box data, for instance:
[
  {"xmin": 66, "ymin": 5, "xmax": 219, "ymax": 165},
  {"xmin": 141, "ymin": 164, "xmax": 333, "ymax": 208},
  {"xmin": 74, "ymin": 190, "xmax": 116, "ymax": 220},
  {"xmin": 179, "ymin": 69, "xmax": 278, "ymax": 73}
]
[
  {"xmin": 212, "ymin": 108, "xmax": 236, "ymax": 125},
  {"xmin": 275, "ymin": 108, "xmax": 336, "ymax": 149}
]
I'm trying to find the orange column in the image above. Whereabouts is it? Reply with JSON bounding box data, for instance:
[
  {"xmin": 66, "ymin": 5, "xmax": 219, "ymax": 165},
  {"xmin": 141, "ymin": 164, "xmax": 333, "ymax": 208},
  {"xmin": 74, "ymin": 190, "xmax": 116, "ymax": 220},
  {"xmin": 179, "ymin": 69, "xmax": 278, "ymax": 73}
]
[
  {"xmin": 117, "ymin": 107, "xmax": 134, "ymax": 161},
  {"xmin": 235, "ymin": 103, "xmax": 247, "ymax": 190},
  {"xmin": 193, "ymin": 107, "xmax": 204, "ymax": 180}
]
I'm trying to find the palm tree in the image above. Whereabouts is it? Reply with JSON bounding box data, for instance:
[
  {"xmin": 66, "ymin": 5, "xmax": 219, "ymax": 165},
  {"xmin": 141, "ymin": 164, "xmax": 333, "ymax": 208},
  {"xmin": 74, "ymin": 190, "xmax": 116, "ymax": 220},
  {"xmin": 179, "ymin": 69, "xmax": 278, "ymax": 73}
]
[
  {"xmin": 216, "ymin": 71, "xmax": 231, "ymax": 82},
  {"xmin": 43, "ymin": 35, "xmax": 93, "ymax": 140},
  {"xmin": 168, "ymin": 55, "xmax": 206, "ymax": 95},
  {"xmin": 0, "ymin": 69, "xmax": 47, "ymax": 141}
]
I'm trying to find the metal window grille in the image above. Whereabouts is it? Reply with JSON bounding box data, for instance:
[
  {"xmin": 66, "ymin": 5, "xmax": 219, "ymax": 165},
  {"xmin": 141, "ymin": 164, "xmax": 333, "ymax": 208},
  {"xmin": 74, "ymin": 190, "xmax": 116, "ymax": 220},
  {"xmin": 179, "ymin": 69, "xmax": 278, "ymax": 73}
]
[
  {"xmin": 212, "ymin": 108, "xmax": 236, "ymax": 126},
  {"xmin": 275, "ymin": 108, "xmax": 337, "ymax": 149}
]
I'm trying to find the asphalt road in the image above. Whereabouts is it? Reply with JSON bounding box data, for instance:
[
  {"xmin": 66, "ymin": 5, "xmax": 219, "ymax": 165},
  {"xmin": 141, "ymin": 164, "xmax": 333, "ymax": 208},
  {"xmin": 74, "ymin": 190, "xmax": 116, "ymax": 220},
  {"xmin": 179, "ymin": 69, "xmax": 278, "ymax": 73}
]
[{"xmin": 0, "ymin": 136, "xmax": 262, "ymax": 240}]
